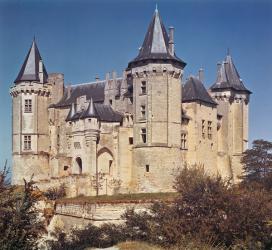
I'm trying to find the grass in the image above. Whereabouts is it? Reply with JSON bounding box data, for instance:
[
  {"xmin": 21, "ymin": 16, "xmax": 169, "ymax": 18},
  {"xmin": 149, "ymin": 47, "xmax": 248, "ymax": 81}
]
[{"xmin": 57, "ymin": 192, "xmax": 178, "ymax": 205}]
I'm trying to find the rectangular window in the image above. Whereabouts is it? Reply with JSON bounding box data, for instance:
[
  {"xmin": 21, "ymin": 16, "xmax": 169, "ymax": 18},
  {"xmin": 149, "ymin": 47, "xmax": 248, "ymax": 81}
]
[
  {"xmin": 208, "ymin": 121, "xmax": 212, "ymax": 139},
  {"xmin": 141, "ymin": 81, "xmax": 146, "ymax": 94},
  {"xmin": 181, "ymin": 133, "xmax": 187, "ymax": 150},
  {"xmin": 141, "ymin": 128, "xmax": 147, "ymax": 143},
  {"xmin": 23, "ymin": 135, "xmax": 31, "ymax": 150},
  {"xmin": 140, "ymin": 105, "xmax": 146, "ymax": 118},
  {"xmin": 129, "ymin": 137, "xmax": 133, "ymax": 145},
  {"xmin": 146, "ymin": 165, "xmax": 150, "ymax": 172},
  {"xmin": 24, "ymin": 99, "xmax": 32, "ymax": 113},
  {"xmin": 109, "ymin": 99, "xmax": 113, "ymax": 105},
  {"xmin": 202, "ymin": 120, "xmax": 205, "ymax": 138}
]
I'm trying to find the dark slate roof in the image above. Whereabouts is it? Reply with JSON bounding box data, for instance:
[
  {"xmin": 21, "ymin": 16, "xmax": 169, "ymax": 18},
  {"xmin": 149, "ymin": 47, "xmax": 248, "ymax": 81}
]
[
  {"xmin": 183, "ymin": 76, "xmax": 217, "ymax": 106},
  {"xmin": 80, "ymin": 98, "xmax": 98, "ymax": 119},
  {"xmin": 66, "ymin": 102, "xmax": 123, "ymax": 123},
  {"xmin": 15, "ymin": 39, "xmax": 48, "ymax": 84},
  {"xmin": 127, "ymin": 9, "xmax": 186, "ymax": 69},
  {"xmin": 210, "ymin": 54, "xmax": 251, "ymax": 94},
  {"xmin": 65, "ymin": 103, "xmax": 76, "ymax": 121},
  {"xmin": 52, "ymin": 78, "xmax": 123, "ymax": 108}
]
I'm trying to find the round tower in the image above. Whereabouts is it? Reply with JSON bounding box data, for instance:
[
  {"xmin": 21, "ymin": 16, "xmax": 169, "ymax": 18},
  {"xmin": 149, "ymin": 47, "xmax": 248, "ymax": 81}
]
[
  {"xmin": 127, "ymin": 8, "xmax": 186, "ymax": 192},
  {"xmin": 10, "ymin": 39, "xmax": 51, "ymax": 184},
  {"xmin": 209, "ymin": 53, "xmax": 251, "ymax": 182}
]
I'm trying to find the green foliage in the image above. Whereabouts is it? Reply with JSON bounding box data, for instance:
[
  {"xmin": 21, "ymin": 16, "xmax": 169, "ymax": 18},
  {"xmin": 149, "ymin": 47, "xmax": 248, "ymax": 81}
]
[
  {"xmin": 122, "ymin": 165, "xmax": 272, "ymax": 249},
  {"xmin": 241, "ymin": 139, "xmax": 272, "ymax": 190},
  {"xmin": 0, "ymin": 162, "xmax": 45, "ymax": 250},
  {"xmin": 47, "ymin": 223, "xmax": 125, "ymax": 250},
  {"xmin": 44, "ymin": 184, "xmax": 66, "ymax": 200}
]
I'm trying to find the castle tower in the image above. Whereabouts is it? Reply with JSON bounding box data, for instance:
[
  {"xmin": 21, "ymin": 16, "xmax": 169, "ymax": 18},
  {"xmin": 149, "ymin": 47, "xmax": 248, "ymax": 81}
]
[
  {"xmin": 127, "ymin": 8, "xmax": 186, "ymax": 192},
  {"xmin": 10, "ymin": 39, "xmax": 51, "ymax": 184},
  {"xmin": 209, "ymin": 52, "xmax": 251, "ymax": 181}
]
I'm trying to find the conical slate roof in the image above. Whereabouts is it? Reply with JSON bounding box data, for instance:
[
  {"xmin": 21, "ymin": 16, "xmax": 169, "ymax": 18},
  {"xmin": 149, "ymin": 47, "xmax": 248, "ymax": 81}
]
[
  {"xmin": 183, "ymin": 76, "xmax": 217, "ymax": 106},
  {"xmin": 127, "ymin": 8, "xmax": 186, "ymax": 69},
  {"xmin": 210, "ymin": 54, "xmax": 251, "ymax": 94},
  {"xmin": 65, "ymin": 103, "xmax": 76, "ymax": 122},
  {"xmin": 80, "ymin": 98, "xmax": 98, "ymax": 119},
  {"xmin": 14, "ymin": 39, "xmax": 48, "ymax": 84}
]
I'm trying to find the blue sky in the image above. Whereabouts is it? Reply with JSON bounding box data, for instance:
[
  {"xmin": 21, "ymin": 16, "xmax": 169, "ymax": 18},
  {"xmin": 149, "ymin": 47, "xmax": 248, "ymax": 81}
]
[{"xmin": 0, "ymin": 0, "xmax": 272, "ymax": 169}]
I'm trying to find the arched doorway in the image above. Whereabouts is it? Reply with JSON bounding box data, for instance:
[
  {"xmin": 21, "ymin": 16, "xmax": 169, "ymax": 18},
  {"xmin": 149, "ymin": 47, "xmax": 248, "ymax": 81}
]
[
  {"xmin": 75, "ymin": 157, "xmax": 82, "ymax": 174},
  {"xmin": 97, "ymin": 148, "xmax": 114, "ymax": 175}
]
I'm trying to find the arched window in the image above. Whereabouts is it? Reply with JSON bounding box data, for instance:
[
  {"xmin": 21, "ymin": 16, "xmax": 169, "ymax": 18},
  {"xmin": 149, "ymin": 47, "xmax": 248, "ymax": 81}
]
[{"xmin": 76, "ymin": 157, "xmax": 82, "ymax": 174}]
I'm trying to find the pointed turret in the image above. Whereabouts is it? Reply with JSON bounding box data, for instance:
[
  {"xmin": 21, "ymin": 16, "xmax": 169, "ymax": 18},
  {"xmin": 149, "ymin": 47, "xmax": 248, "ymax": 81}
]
[
  {"xmin": 65, "ymin": 103, "xmax": 76, "ymax": 122},
  {"xmin": 14, "ymin": 39, "xmax": 48, "ymax": 84},
  {"xmin": 81, "ymin": 98, "xmax": 98, "ymax": 119},
  {"xmin": 210, "ymin": 53, "xmax": 251, "ymax": 94},
  {"xmin": 127, "ymin": 8, "xmax": 186, "ymax": 69}
]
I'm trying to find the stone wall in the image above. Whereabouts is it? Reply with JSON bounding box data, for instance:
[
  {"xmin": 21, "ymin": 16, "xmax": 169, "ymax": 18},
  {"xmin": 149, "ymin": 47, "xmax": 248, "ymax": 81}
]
[{"xmin": 49, "ymin": 201, "xmax": 151, "ymax": 231}]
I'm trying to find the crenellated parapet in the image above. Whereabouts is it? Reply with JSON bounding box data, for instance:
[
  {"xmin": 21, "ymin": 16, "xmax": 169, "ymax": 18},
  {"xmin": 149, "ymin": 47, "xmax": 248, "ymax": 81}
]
[{"xmin": 210, "ymin": 91, "xmax": 250, "ymax": 104}]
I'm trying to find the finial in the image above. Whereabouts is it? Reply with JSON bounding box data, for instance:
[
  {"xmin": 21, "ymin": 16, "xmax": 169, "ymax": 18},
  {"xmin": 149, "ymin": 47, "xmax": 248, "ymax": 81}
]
[
  {"xmin": 33, "ymin": 35, "xmax": 36, "ymax": 42},
  {"xmin": 227, "ymin": 48, "xmax": 230, "ymax": 56},
  {"xmin": 155, "ymin": 3, "xmax": 158, "ymax": 12}
]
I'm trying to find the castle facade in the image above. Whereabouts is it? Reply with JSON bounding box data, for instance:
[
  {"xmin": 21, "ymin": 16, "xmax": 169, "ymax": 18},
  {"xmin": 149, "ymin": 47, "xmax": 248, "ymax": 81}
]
[{"xmin": 10, "ymin": 9, "xmax": 251, "ymax": 196}]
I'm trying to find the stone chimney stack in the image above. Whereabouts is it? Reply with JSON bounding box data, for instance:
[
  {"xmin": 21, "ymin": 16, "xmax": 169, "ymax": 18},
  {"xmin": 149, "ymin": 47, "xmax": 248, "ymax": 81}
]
[
  {"xmin": 169, "ymin": 26, "xmax": 175, "ymax": 56},
  {"xmin": 198, "ymin": 68, "xmax": 204, "ymax": 83},
  {"xmin": 39, "ymin": 60, "xmax": 44, "ymax": 83},
  {"xmin": 95, "ymin": 75, "xmax": 100, "ymax": 81}
]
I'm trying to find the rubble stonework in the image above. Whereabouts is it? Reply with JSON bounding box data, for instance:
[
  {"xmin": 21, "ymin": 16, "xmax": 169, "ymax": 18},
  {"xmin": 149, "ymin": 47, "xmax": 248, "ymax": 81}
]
[{"xmin": 10, "ymin": 9, "xmax": 251, "ymax": 196}]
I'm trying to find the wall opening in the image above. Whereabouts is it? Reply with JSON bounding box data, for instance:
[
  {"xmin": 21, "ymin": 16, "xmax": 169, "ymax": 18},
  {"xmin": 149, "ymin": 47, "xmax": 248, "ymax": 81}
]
[
  {"xmin": 146, "ymin": 165, "xmax": 150, "ymax": 172},
  {"xmin": 76, "ymin": 157, "xmax": 82, "ymax": 174}
]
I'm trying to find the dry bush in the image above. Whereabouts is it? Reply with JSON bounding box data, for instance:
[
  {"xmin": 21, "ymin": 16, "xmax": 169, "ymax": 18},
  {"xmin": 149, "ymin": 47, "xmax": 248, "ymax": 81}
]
[{"xmin": 44, "ymin": 184, "xmax": 66, "ymax": 200}]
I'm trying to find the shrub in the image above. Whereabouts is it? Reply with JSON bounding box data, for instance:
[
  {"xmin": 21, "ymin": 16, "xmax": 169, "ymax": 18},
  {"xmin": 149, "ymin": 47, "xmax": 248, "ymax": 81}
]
[
  {"xmin": 0, "ymin": 163, "xmax": 45, "ymax": 250},
  {"xmin": 44, "ymin": 184, "xmax": 66, "ymax": 200}
]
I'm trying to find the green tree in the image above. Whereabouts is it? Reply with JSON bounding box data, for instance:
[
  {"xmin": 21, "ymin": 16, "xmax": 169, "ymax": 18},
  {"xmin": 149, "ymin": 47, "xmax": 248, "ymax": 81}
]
[
  {"xmin": 0, "ymin": 162, "xmax": 45, "ymax": 250},
  {"xmin": 241, "ymin": 139, "xmax": 272, "ymax": 189}
]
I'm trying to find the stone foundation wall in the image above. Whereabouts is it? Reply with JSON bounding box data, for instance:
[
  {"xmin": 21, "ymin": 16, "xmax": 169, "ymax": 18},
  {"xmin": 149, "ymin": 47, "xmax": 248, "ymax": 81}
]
[{"xmin": 48, "ymin": 201, "xmax": 151, "ymax": 232}]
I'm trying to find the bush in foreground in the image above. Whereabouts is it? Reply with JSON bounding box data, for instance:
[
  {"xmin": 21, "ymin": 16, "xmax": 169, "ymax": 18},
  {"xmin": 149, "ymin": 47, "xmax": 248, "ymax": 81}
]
[{"xmin": 0, "ymin": 163, "xmax": 45, "ymax": 250}]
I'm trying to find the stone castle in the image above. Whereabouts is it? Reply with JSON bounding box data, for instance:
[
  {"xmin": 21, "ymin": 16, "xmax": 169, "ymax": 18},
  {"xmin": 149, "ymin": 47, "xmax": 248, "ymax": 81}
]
[{"xmin": 10, "ymin": 9, "xmax": 251, "ymax": 196}]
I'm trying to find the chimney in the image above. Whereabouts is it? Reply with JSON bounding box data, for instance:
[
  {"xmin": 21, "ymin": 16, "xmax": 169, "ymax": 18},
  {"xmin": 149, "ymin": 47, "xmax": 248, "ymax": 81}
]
[
  {"xmin": 67, "ymin": 84, "xmax": 72, "ymax": 99},
  {"xmin": 39, "ymin": 60, "xmax": 44, "ymax": 83},
  {"xmin": 169, "ymin": 26, "xmax": 175, "ymax": 56},
  {"xmin": 198, "ymin": 68, "xmax": 204, "ymax": 83},
  {"xmin": 95, "ymin": 75, "xmax": 100, "ymax": 81}
]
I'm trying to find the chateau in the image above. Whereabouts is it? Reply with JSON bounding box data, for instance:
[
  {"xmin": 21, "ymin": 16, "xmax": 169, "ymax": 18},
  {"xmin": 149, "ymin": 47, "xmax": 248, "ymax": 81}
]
[{"xmin": 10, "ymin": 9, "xmax": 251, "ymax": 196}]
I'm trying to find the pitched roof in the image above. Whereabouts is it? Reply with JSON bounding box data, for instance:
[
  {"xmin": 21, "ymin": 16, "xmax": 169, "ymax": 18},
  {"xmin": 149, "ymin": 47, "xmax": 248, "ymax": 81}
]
[
  {"xmin": 66, "ymin": 102, "xmax": 123, "ymax": 123},
  {"xmin": 80, "ymin": 98, "xmax": 98, "ymax": 119},
  {"xmin": 15, "ymin": 39, "xmax": 48, "ymax": 84},
  {"xmin": 127, "ymin": 9, "xmax": 186, "ymax": 69},
  {"xmin": 210, "ymin": 54, "xmax": 251, "ymax": 94},
  {"xmin": 183, "ymin": 76, "xmax": 217, "ymax": 106},
  {"xmin": 52, "ymin": 78, "xmax": 123, "ymax": 108}
]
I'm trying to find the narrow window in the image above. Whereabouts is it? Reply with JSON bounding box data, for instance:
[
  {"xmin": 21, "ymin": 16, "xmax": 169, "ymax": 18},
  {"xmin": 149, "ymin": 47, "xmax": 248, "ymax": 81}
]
[
  {"xmin": 140, "ymin": 105, "xmax": 146, "ymax": 118},
  {"xmin": 181, "ymin": 133, "xmax": 187, "ymax": 150},
  {"xmin": 23, "ymin": 135, "xmax": 31, "ymax": 150},
  {"xmin": 141, "ymin": 81, "xmax": 146, "ymax": 94},
  {"xmin": 202, "ymin": 120, "xmax": 205, "ymax": 138},
  {"xmin": 64, "ymin": 166, "xmax": 69, "ymax": 171},
  {"xmin": 109, "ymin": 160, "xmax": 113, "ymax": 175},
  {"xmin": 109, "ymin": 99, "xmax": 113, "ymax": 105},
  {"xmin": 24, "ymin": 99, "xmax": 32, "ymax": 113},
  {"xmin": 208, "ymin": 121, "xmax": 212, "ymax": 139},
  {"xmin": 129, "ymin": 137, "xmax": 133, "ymax": 145},
  {"xmin": 141, "ymin": 128, "xmax": 147, "ymax": 143},
  {"xmin": 145, "ymin": 165, "xmax": 149, "ymax": 172}
]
